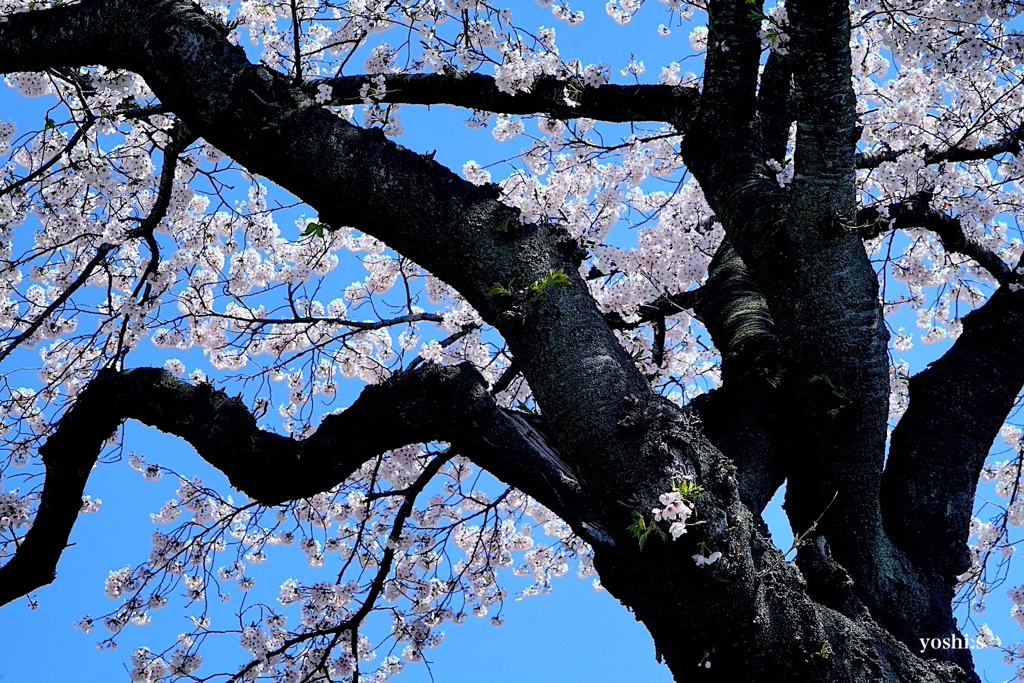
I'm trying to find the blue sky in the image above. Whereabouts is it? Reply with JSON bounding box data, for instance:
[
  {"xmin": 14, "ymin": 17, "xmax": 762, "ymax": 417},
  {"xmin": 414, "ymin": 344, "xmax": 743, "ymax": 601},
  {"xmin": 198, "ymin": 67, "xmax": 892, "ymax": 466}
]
[
  {"xmin": 0, "ymin": 2, "xmax": 1021, "ymax": 682},
  {"xmin": 0, "ymin": 423, "xmax": 674, "ymax": 683},
  {"xmin": 0, "ymin": 6, "xmax": 697, "ymax": 681}
]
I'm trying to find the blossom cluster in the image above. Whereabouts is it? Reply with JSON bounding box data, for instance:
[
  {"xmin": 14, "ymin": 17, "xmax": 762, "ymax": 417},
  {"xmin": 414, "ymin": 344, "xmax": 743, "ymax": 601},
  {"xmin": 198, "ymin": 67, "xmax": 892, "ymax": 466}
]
[
  {"xmin": 66, "ymin": 444, "xmax": 593, "ymax": 681},
  {"xmin": 0, "ymin": 0, "xmax": 1022, "ymax": 680},
  {"xmin": 641, "ymin": 481, "xmax": 722, "ymax": 567},
  {"xmin": 651, "ymin": 490, "xmax": 693, "ymax": 540}
]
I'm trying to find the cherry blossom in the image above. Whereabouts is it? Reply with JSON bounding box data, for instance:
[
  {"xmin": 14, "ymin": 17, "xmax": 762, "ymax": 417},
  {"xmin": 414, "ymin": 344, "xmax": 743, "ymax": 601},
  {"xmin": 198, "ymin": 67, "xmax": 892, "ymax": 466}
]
[{"xmin": 0, "ymin": 0, "xmax": 1021, "ymax": 680}]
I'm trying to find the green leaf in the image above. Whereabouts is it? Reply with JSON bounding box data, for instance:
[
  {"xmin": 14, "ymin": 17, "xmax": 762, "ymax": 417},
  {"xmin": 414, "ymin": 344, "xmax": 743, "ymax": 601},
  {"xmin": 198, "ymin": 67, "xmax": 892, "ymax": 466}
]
[
  {"xmin": 628, "ymin": 514, "xmax": 651, "ymax": 550},
  {"xmin": 529, "ymin": 268, "xmax": 571, "ymax": 296},
  {"xmin": 547, "ymin": 269, "xmax": 570, "ymax": 286},
  {"xmin": 810, "ymin": 374, "xmax": 846, "ymax": 400},
  {"xmin": 486, "ymin": 280, "xmax": 515, "ymax": 298},
  {"xmin": 302, "ymin": 222, "xmax": 326, "ymax": 238},
  {"xmin": 676, "ymin": 478, "xmax": 704, "ymax": 500}
]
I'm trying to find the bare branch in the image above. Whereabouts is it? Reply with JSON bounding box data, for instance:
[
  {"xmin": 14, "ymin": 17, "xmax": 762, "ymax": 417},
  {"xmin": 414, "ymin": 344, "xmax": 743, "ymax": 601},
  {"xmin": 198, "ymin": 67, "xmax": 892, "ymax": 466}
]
[
  {"xmin": 603, "ymin": 289, "xmax": 701, "ymax": 331},
  {"xmin": 319, "ymin": 72, "xmax": 699, "ymax": 126},
  {"xmin": 289, "ymin": 0, "xmax": 302, "ymax": 84},
  {"xmin": 0, "ymin": 242, "xmax": 116, "ymax": 364},
  {"xmin": 489, "ymin": 359, "xmax": 519, "ymax": 397},
  {"xmin": 208, "ymin": 310, "xmax": 443, "ymax": 330},
  {"xmin": 859, "ymin": 192, "xmax": 1016, "ymax": 284},
  {"xmin": 883, "ymin": 284, "xmax": 1024, "ymax": 584},
  {"xmin": 229, "ymin": 450, "xmax": 454, "ymax": 683},
  {"xmin": 856, "ymin": 125, "xmax": 1024, "ymax": 170},
  {"xmin": 127, "ymin": 121, "xmax": 196, "ymax": 241},
  {"xmin": 0, "ymin": 118, "xmax": 95, "ymax": 199},
  {"xmin": 0, "ymin": 362, "xmax": 583, "ymax": 606}
]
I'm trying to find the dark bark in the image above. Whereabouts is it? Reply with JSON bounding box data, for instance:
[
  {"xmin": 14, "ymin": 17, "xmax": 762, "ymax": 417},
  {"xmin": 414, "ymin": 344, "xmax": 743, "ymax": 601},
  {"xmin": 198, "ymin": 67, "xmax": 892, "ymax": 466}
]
[
  {"xmin": 0, "ymin": 372, "xmax": 125, "ymax": 607},
  {"xmin": 673, "ymin": 0, "xmax": 978, "ymax": 666},
  {"xmin": 0, "ymin": 363, "xmax": 586, "ymax": 607},
  {"xmin": 883, "ymin": 284, "xmax": 1024, "ymax": 605},
  {"xmin": 688, "ymin": 241, "xmax": 785, "ymax": 516},
  {"xmin": 757, "ymin": 50, "xmax": 795, "ymax": 164},
  {"xmin": 780, "ymin": 0, "xmax": 892, "ymax": 601},
  {"xmin": 858, "ymin": 193, "xmax": 1016, "ymax": 284},
  {"xmin": 1, "ymin": 363, "xmax": 968, "ymax": 683},
  {"xmin": 680, "ymin": 0, "xmax": 787, "ymax": 271},
  {"xmin": 0, "ymin": 1, "xmax": 1018, "ymax": 682},
  {"xmin": 321, "ymin": 72, "xmax": 698, "ymax": 125},
  {"xmin": 685, "ymin": 0, "xmax": 893, "ymax": 583}
]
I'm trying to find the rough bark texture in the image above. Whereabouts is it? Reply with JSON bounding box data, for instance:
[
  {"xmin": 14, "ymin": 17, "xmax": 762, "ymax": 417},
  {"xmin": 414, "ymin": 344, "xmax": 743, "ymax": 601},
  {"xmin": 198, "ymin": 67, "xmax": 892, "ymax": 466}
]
[
  {"xmin": 0, "ymin": 364, "xmax": 586, "ymax": 606},
  {"xmin": 321, "ymin": 72, "xmax": 699, "ymax": 124},
  {"xmin": 0, "ymin": 1, "xmax": 1022, "ymax": 682}
]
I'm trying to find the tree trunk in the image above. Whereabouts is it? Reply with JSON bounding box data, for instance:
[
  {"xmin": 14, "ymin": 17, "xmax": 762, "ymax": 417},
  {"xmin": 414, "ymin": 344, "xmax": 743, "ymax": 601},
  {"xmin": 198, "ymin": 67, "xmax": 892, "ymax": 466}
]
[{"xmin": 1, "ymin": 1, "xmax": 1022, "ymax": 682}]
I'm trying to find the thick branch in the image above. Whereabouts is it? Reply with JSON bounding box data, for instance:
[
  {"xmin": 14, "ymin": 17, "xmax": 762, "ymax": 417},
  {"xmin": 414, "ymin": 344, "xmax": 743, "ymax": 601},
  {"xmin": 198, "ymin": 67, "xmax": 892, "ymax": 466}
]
[
  {"xmin": 0, "ymin": 363, "xmax": 584, "ymax": 606},
  {"xmin": 680, "ymin": 4, "xmax": 913, "ymax": 644},
  {"xmin": 601, "ymin": 244, "xmax": 788, "ymax": 515},
  {"xmin": 680, "ymin": 0, "xmax": 784, "ymax": 266},
  {"xmin": 670, "ymin": 3, "xmax": 790, "ymax": 524},
  {"xmin": 701, "ymin": 0, "xmax": 764, "ymax": 128},
  {"xmin": 750, "ymin": 6, "xmax": 959, "ymax": 664},
  {"xmin": 0, "ymin": 4, "xmax": 986, "ymax": 680},
  {"xmin": 859, "ymin": 192, "xmax": 1016, "ymax": 284},
  {"xmin": 603, "ymin": 289, "xmax": 700, "ymax": 331},
  {"xmin": 692, "ymin": 241, "xmax": 783, "ymax": 386},
  {"xmin": 883, "ymin": 284, "xmax": 1024, "ymax": 589},
  {"xmin": 688, "ymin": 241, "xmax": 785, "ymax": 515},
  {"xmin": 0, "ymin": 0, "xmax": 667, "ymax": 511},
  {"xmin": 780, "ymin": 0, "xmax": 892, "ymax": 592},
  {"xmin": 0, "ymin": 372, "xmax": 125, "ymax": 607},
  {"xmin": 756, "ymin": 50, "xmax": 794, "ymax": 164},
  {"xmin": 585, "ymin": 402, "xmax": 970, "ymax": 683},
  {"xmin": 878, "ymin": 284, "xmax": 1024, "ymax": 672},
  {"xmin": 320, "ymin": 73, "xmax": 699, "ymax": 125}
]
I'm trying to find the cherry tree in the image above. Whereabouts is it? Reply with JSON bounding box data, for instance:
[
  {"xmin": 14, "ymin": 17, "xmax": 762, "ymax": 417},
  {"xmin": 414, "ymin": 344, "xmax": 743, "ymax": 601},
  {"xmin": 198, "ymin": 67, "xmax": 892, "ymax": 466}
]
[{"xmin": 0, "ymin": 0, "xmax": 1023, "ymax": 681}]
